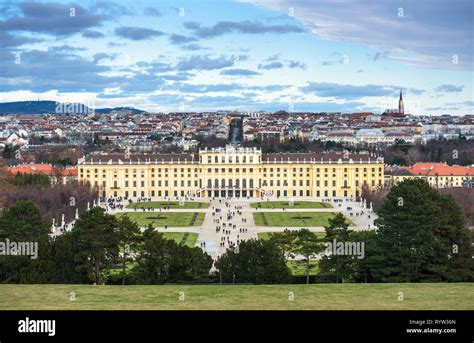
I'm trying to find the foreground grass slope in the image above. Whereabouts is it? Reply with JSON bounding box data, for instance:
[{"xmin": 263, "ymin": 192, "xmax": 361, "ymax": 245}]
[{"xmin": 0, "ymin": 283, "xmax": 472, "ymax": 310}]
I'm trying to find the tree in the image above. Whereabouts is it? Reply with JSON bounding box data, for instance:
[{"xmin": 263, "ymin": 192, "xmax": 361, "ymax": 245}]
[
  {"xmin": 1, "ymin": 144, "xmax": 17, "ymax": 159},
  {"xmin": 132, "ymin": 232, "xmax": 213, "ymax": 284},
  {"xmin": 132, "ymin": 232, "xmax": 176, "ymax": 284},
  {"xmin": 319, "ymin": 213, "xmax": 355, "ymax": 283},
  {"xmin": 13, "ymin": 172, "xmax": 50, "ymax": 187},
  {"xmin": 0, "ymin": 200, "xmax": 52, "ymax": 283},
  {"xmin": 49, "ymin": 232, "xmax": 89, "ymax": 283},
  {"xmin": 0, "ymin": 200, "xmax": 50, "ymax": 241},
  {"xmin": 292, "ymin": 230, "xmax": 325, "ymax": 284},
  {"xmin": 216, "ymin": 239, "xmax": 291, "ymax": 284},
  {"xmin": 373, "ymin": 179, "xmax": 473, "ymax": 282},
  {"xmin": 72, "ymin": 207, "xmax": 120, "ymax": 284},
  {"xmin": 269, "ymin": 229, "xmax": 325, "ymax": 284},
  {"xmin": 116, "ymin": 215, "xmax": 142, "ymax": 285},
  {"xmin": 348, "ymin": 230, "xmax": 380, "ymax": 283}
]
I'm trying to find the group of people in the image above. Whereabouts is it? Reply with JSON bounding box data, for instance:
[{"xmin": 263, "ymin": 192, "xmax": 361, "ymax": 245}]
[
  {"xmin": 107, "ymin": 197, "xmax": 124, "ymax": 211},
  {"xmin": 208, "ymin": 201, "xmax": 250, "ymax": 251}
]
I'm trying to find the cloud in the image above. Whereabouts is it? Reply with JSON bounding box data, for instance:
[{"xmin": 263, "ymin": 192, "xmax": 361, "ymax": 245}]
[
  {"xmin": 0, "ymin": 31, "xmax": 43, "ymax": 47},
  {"xmin": 90, "ymin": 2, "xmax": 132, "ymax": 16},
  {"xmin": 435, "ymin": 84, "xmax": 464, "ymax": 93},
  {"xmin": 0, "ymin": 2, "xmax": 106, "ymax": 36},
  {"xmin": 426, "ymin": 100, "xmax": 474, "ymax": 112},
  {"xmin": 0, "ymin": 48, "xmax": 114, "ymax": 93},
  {"xmin": 183, "ymin": 95, "xmax": 374, "ymax": 112},
  {"xmin": 184, "ymin": 20, "xmax": 305, "ymax": 38},
  {"xmin": 175, "ymin": 83, "xmax": 244, "ymax": 93},
  {"xmin": 220, "ymin": 69, "xmax": 261, "ymax": 76},
  {"xmin": 258, "ymin": 61, "xmax": 284, "ymax": 70},
  {"xmin": 175, "ymin": 55, "xmax": 240, "ymax": 71},
  {"xmin": 188, "ymin": 95, "xmax": 247, "ymax": 107},
  {"xmin": 265, "ymin": 54, "xmax": 281, "ymax": 61},
  {"xmin": 288, "ymin": 60, "xmax": 306, "ymax": 69},
  {"xmin": 180, "ymin": 44, "xmax": 207, "ymax": 51},
  {"xmin": 320, "ymin": 52, "xmax": 347, "ymax": 67},
  {"xmin": 246, "ymin": 0, "xmax": 473, "ymax": 69},
  {"xmin": 250, "ymin": 85, "xmax": 288, "ymax": 91},
  {"xmin": 148, "ymin": 93, "xmax": 187, "ymax": 104},
  {"xmin": 372, "ymin": 51, "xmax": 389, "ymax": 62},
  {"xmin": 93, "ymin": 52, "xmax": 116, "ymax": 64},
  {"xmin": 161, "ymin": 72, "xmax": 194, "ymax": 81},
  {"xmin": 407, "ymin": 88, "xmax": 425, "ymax": 95},
  {"xmin": 83, "ymin": 30, "xmax": 105, "ymax": 38},
  {"xmin": 144, "ymin": 6, "xmax": 162, "ymax": 17},
  {"xmin": 300, "ymin": 82, "xmax": 398, "ymax": 99},
  {"xmin": 115, "ymin": 26, "xmax": 165, "ymax": 40},
  {"xmin": 169, "ymin": 33, "xmax": 198, "ymax": 44}
]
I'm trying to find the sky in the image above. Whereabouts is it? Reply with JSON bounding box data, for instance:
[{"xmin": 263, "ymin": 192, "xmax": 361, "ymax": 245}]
[{"xmin": 0, "ymin": 0, "xmax": 473, "ymax": 114}]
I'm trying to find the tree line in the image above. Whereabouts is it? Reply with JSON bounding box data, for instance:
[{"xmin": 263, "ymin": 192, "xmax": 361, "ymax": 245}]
[
  {"xmin": 0, "ymin": 202, "xmax": 213, "ymax": 285},
  {"xmin": 0, "ymin": 179, "xmax": 472, "ymax": 284}
]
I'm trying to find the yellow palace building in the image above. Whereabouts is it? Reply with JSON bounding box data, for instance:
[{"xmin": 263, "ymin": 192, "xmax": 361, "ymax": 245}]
[{"xmin": 78, "ymin": 146, "xmax": 384, "ymax": 199}]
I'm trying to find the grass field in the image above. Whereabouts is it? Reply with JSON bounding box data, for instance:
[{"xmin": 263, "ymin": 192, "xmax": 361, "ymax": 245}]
[
  {"xmin": 253, "ymin": 212, "xmax": 351, "ymax": 227},
  {"xmin": 161, "ymin": 232, "xmax": 198, "ymax": 247},
  {"xmin": 0, "ymin": 283, "xmax": 471, "ymax": 310},
  {"xmin": 257, "ymin": 231, "xmax": 326, "ymax": 240},
  {"xmin": 251, "ymin": 201, "xmax": 332, "ymax": 209},
  {"xmin": 126, "ymin": 201, "xmax": 209, "ymax": 209},
  {"xmin": 115, "ymin": 212, "xmax": 205, "ymax": 227}
]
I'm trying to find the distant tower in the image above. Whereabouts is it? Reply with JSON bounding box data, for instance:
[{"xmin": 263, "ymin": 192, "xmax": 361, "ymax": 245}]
[{"xmin": 398, "ymin": 90, "xmax": 404, "ymax": 115}]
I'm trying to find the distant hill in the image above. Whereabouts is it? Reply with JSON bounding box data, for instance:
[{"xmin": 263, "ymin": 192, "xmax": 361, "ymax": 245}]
[
  {"xmin": 95, "ymin": 107, "xmax": 147, "ymax": 114},
  {"xmin": 0, "ymin": 101, "xmax": 146, "ymax": 115}
]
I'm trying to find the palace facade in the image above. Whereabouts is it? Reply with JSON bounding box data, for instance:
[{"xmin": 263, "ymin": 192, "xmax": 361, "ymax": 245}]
[{"xmin": 78, "ymin": 146, "xmax": 384, "ymax": 199}]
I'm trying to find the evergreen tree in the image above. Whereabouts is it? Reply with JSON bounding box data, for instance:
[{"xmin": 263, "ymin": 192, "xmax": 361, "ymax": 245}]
[
  {"xmin": 216, "ymin": 239, "xmax": 291, "ymax": 284},
  {"xmin": 319, "ymin": 213, "xmax": 356, "ymax": 283},
  {"xmin": 132, "ymin": 232, "xmax": 213, "ymax": 284},
  {"xmin": 116, "ymin": 215, "xmax": 142, "ymax": 285},
  {"xmin": 72, "ymin": 207, "xmax": 120, "ymax": 284},
  {"xmin": 373, "ymin": 179, "xmax": 473, "ymax": 282},
  {"xmin": 0, "ymin": 200, "xmax": 52, "ymax": 283}
]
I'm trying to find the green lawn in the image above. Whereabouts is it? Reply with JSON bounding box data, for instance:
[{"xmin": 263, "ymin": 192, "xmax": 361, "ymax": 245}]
[
  {"xmin": 0, "ymin": 283, "xmax": 471, "ymax": 310},
  {"xmin": 161, "ymin": 232, "xmax": 198, "ymax": 247},
  {"xmin": 253, "ymin": 212, "xmax": 351, "ymax": 227},
  {"xmin": 126, "ymin": 201, "xmax": 209, "ymax": 209},
  {"xmin": 251, "ymin": 201, "xmax": 332, "ymax": 209},
  {"xmin": 115, "ymin": 212, "xmax": 205, "ymax": 227},
  {"xmin": 257, "ymin": 231, "xmax": 326, "ymax": 240}
]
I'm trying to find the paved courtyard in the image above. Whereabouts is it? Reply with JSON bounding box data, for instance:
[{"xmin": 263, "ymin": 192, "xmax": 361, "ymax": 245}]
[{"xmin": 108, "ymin": 197, "xmax": 377, "ymax": 259}]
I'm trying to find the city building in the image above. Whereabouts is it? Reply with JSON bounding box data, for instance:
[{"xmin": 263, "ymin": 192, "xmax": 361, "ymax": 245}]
[
  {"xmin": 385, "ymin": 162, "xmax": 474, "ymax": 188},
  {"xmin": 4, "ymin": 163, "xmax": 78, "ymax": 184},
  {"xmin": 78, "ymin": 146, "xmax": 384, "ymax": 199}
]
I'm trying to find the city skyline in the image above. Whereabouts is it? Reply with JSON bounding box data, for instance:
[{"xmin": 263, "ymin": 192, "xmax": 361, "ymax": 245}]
[{"xmin": 0, "ymin": 0, "xmax": 473, "ymax": 115}]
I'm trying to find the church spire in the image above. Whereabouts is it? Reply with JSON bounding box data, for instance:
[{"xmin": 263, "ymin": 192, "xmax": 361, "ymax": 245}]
[{"xmin": 398, "ymin": 90, "xmax": 404, "ymax": 115}]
